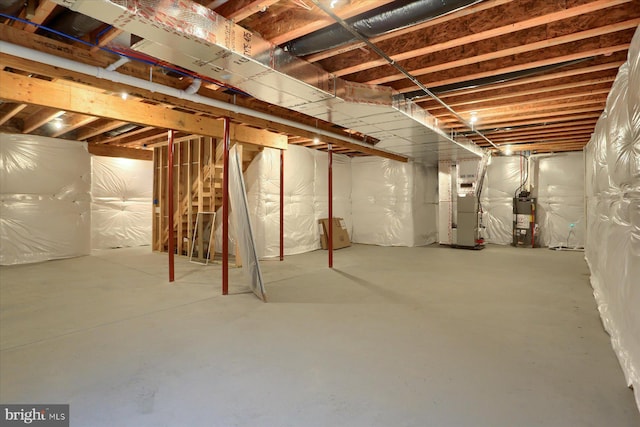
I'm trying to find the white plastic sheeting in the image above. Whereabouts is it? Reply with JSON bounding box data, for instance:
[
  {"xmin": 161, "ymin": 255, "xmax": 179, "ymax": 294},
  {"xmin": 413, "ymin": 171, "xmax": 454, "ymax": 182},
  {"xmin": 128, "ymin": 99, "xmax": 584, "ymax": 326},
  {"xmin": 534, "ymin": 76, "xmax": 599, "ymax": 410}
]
[
  {"xmin": 351, "ymin": 157, "xmax": 437, "ymax": 246},
  {"xmin": 246, "ymin": 145, "xmax": 325, "ymax": 258},
  {"xmin": 480, "ymin": 156, "xmax": 523, "ymax": 245},
  {"xmin": 244, "ymin": 144, "xmax": 436, "ymax": 256},
  {"xmin": 91, "ymin": 156, "xmax": 153, "ymax": 249},
  {"xmin": 584, "ymin": 25, "xmax": 640, "ymax": 412},
  {"xmin": 535, "ymin": 153, "xmax": 585, "ymax": 248},
  {"xmin": 229, "ymin": 145, "xmax": 266, "ymax": 301},
  {"xmin": 0, "ymin": 134, "xmax": 91, "ymax": 265}
]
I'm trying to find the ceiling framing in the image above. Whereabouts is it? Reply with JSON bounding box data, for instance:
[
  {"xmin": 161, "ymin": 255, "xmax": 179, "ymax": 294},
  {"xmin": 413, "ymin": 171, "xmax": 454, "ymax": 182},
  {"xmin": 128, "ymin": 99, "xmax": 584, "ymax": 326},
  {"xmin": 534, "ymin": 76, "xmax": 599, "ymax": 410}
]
[{"xmin": 0, "ymin": 0, "xmax": 638, "ymax": 159}]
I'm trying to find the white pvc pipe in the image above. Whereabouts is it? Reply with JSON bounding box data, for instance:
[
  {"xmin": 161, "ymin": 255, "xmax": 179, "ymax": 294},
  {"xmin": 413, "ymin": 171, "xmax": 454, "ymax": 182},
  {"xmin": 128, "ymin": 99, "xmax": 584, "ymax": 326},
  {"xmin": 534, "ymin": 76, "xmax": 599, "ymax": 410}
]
[{"xmin": 0, "ymin": 40, "xmax": 402, "ymax": 157}]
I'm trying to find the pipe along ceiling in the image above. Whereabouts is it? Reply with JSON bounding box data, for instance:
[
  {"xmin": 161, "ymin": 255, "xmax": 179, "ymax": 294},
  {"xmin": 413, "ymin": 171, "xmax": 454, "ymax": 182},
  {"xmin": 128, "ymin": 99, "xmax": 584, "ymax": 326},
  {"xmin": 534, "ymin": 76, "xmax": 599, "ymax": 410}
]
[{"xmin": 283, "ymin": 0, "xmax": 483, "ymax": 57}]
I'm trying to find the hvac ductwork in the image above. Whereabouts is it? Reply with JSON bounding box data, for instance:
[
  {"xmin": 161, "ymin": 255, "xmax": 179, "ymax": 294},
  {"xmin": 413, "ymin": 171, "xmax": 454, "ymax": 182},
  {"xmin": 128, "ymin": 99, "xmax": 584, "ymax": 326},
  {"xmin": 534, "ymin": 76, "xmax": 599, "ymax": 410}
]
[
  {"xmin": 50, "ymin": 0, "xmax": 484, "ymax": 163},
  {"xmin": 0, "ymin": 0, "xmax": 23, "ymax": 16},
  {"xmin": 47, "ymin": 11, "xmax": 103, "ymax": 38},
  {"xmin": 283, "ymin": 0, "xmax": 482, "ymax": 57},
  {"xmin": 406, "ymin": 57, "xmax": 596, "ymax": 98}
]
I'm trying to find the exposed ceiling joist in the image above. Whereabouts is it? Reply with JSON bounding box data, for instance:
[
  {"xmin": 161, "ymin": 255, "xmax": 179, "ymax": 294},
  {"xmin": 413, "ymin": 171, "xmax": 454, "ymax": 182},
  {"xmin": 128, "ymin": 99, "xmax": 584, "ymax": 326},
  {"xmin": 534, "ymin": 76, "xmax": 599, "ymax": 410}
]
[{"xmin": 0, "ymin": 70, "xmax": 288, "ymax": 149}]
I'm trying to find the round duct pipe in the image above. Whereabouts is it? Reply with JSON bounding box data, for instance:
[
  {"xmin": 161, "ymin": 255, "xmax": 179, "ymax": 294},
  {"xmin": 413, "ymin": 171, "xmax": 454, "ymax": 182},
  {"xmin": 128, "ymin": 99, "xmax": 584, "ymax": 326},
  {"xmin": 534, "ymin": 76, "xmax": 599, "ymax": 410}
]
[
  {"xmin": 0, "ymin": 0, "xmax": 23, "ymax": 17},
  {"xmin": 283, "ymin": 0, "xmax": 482, "ymax": 57}
]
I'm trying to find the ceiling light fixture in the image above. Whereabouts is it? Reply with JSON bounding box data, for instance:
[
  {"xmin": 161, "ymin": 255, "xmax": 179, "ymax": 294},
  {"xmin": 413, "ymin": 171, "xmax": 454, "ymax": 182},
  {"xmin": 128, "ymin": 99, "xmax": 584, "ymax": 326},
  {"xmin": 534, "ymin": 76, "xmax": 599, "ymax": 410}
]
[
  {"xmin": 313, "ymin": 137, "xmax": 320, "ymax": 144},
  {"xmin": 330, "ymin": 0, "xmax": 338, "ymax": 8},
  {"xmin": 469, "ymin": 112, "xmax": 478, "ymax": 124},
  {"xmin": 503, "ymin": 145, "xmax": 513, "ymax": 156},
  {"xmin": 121, "ymin": 92, "xmax": 128, "ymax": 100},
  {"xmin": 53, "ymin": 118, "xmax": 63, "ymax": 130}
]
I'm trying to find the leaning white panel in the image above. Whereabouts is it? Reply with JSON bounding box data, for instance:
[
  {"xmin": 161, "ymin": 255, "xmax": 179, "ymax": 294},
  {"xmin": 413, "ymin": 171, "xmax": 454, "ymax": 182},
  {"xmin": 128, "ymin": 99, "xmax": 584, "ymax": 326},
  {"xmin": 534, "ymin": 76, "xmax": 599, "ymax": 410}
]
[
  {"xmin": 0, "ymin": 134, "xmax": 91, "ymax": 265},
  {"xmin": 229, "ymin": 145, "xmax": 266, "ymax": 301}
]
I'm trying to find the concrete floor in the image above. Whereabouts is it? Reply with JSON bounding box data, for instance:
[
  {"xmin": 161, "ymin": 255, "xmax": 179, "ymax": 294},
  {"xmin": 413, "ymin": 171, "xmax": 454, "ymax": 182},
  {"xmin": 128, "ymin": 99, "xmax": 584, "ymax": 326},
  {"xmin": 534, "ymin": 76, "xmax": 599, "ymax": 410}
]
[{"xmin": 1, "ymin": 244, "xmax": 638, "ymax": 427}]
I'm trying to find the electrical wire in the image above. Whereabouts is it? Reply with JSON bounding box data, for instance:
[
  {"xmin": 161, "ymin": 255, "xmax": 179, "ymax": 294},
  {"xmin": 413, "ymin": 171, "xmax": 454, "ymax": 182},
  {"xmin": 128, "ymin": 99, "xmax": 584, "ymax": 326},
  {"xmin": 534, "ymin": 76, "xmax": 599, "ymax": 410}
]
[{"xmin": 0, "ymin": 12, "xmax": 251, "ymax": 96}]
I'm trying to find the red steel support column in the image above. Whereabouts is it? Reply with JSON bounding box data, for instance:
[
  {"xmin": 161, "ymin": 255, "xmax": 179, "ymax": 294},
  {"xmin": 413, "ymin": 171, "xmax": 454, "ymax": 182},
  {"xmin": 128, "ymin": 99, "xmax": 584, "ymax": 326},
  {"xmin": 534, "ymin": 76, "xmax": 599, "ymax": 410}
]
[
  {"xmin": 280, "ymin": 149, "xmax": 284, "ymax": 261},
  {"xmin": 222, "ymin": 117, "xmax": 230, "ymax": 295},
  {"xmin": 328, "ymin": 144, "xmax": 333, "ymax": 268},
  {"xmin": 167, "ymin": 130, "xmax": 175, "ymax": 282}
]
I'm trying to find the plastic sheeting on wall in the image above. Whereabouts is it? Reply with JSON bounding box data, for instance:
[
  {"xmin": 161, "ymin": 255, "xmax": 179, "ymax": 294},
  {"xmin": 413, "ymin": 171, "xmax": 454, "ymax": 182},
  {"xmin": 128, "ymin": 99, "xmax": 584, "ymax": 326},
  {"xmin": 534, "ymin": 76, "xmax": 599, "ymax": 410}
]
[
  {"xmin": 351, "ymin": 157, "xmax": 437, "ymax": 246},
  {"xmin": 245, "ymin": 145, "xmax": 320, "ymax": 258},
  {"xmin": 314, "ymin": 149, "xmax": 353, "ymax": 237},
  {"xmin": 244, "ymin": 144, "xmax": 437, "ymax": 257},
  {"xmin": 91, "ymin": 155, "xmax": 153, "ymax": 249},
  {"xmin": 0, "ymin": 134, "xmax": 91, "ymax": 265},
  {"xmin": 480, "ymin": 156, "xmax": 523, "ymax": 245},
  {"xmin": 535, "ymin": 153, "xmax": 585, "ymax": 248},
  {"xmin": 585, "ymin": 24, "xmax": 640, "ymax": 412}
]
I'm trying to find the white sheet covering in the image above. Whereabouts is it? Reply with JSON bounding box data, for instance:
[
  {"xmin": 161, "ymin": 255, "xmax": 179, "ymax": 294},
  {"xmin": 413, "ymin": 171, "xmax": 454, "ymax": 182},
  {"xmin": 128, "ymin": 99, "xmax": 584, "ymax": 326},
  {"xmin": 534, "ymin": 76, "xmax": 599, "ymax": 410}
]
[
  {"xmin": 585, "ymin": 24, "xmax": 640, "ymax": 412},
  {"xmin": 91, "ymin": 156, "xmax": 153, "ymax": 249},
  {"xmin": 244, "ymin": 145, "xmax": 437, "ymax": 257},
  {"xmin": 480, "ymin": 156, "xmax": 523, "ymax": 245},
  {"xmin": 0, "ymin": 134, "xmax": 91, "ymax": 265},
  {"xmin": 351, "ymin": 157, "xmax": 436, "ymax": 246},
  {"xmin": 535, "ymin": 153, "xmax": 585, "ymax": 248},
  {"xmin": 245, "ymin": 145, "xmax": 319, "ymax": 258}
]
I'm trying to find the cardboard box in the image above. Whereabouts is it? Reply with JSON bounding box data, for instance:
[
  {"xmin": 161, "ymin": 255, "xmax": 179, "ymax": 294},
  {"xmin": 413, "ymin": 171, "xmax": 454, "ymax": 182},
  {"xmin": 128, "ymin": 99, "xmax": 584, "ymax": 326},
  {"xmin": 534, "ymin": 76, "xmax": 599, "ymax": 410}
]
[{"xmin": 318, "ymin": 218, "xmax": 351, "ymax": 250}]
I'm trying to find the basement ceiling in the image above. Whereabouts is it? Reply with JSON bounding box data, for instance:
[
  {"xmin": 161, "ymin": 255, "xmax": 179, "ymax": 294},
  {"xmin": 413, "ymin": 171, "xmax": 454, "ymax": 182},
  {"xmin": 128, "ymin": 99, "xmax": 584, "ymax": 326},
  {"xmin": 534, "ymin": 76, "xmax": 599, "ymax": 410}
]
[{"xmin": 0, "ymin": 0, "xmax": 638, "ymax": 160}]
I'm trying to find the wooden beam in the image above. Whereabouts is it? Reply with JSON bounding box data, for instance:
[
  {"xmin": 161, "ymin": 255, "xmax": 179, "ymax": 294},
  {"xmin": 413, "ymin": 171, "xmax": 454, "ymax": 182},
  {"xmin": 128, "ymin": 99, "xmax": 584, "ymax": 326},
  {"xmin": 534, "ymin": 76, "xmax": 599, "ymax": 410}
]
[
  {"xmin": 214, "ymin": 0, "xmax": 280, "ymax": 22},
  {"xmin": 498, "ymin": 141, "xmax": 589, "ymax": 152},
  {"xmin": 429, "ymin": 90, "xmax": 611, "ymax": 117},
  {"xmin": 432, "ymin": 62, "xmax": 625, "ymax": 100},
  {"xmin": 469, "ymin": 112, "xmax": 603, "ymax": 130},
  {"xmin": 88, "ymin": 143, "xmax": 153, "ymax": 160},
  {"xmin": 441, "ymin": 102, "xmax": 605, "ymax": 129},
  {"xmin": 306, "ymin": 0, "xmax": 513, "ymax": 63},
  {"xmin": 420, "ymin": 76, "xmax": 616, "ymax": 109},
  {"xmin": 0, "ymin": 103, "xmax": 27, "ymax": 126},
  {"xmin": 263, "ymin": 0, "xmax": 396, "ymax": 46},
  {"xmin": 0, "ymin": 25, "xmax": 375, "ymax": 146},
  {"xmin": 24, "ymin": 0, "xmax": 57, "ymax": 33},
  {"xmin": 22, "ymin": 107, "xmax": 64, "ymax": 133},
  {"xmin": 325, "ymin": 0, "xmax": 631, "ymax": 77},
  {"xmin": 91, "ymin": 126, "xmax": 158, "ymax": 144},
  {"xmin": 0, "ymin": 71, "xmax": 287, "ymax": 149},
  {"xmin": 362, "ymin": 18, "xmax": 640, "ymax": 84},
  {"xmin": 49, "ymin": 114, "xmax": 99, "ymax": 138},
  {"xmin": 76, "ymin": 120, "xmax": 128, "ymax": 140},
  {"xmin": 395, "ymin": 44, "xmax": 630, "ymax": 94},
  {"xmin": 90, "ymin": 27, "xmax": 124, "ymax": 53}
]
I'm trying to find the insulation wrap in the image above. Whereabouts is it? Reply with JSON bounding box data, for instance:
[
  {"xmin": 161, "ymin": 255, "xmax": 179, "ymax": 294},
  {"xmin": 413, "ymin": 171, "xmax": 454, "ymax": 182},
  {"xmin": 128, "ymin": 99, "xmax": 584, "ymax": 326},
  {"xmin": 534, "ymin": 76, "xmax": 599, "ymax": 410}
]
[
  {"xmin": 0, "ymin": 134, "xmax": 91, "ymax": 265},
  {"xmin": 91, "ymin": 156, "xmax": 153, "ymax": 249},
  {"xmin": 584, "ymin": 24, "xmax": 640, "ymax": 412}
]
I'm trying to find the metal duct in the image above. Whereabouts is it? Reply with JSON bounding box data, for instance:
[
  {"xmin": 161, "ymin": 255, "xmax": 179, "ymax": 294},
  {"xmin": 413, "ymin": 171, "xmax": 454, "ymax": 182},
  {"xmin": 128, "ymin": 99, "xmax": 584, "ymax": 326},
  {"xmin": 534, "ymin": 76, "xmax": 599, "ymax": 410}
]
[
  {"xmin": 0, "ymin": 0, "xmax": 23, "ymax": 16},
  {"xmin": 51, "ymin": 0, "xmax": 484, "ymax": 164},
  {"xmin": 47, "ymin": 11, "xmax": 103, "ymax": 38},
  {"xmin": 407, "ymin": 58, "xmax": 597, "ymax": 97},
  {"xmin": 283, "ymin": 0, "xmax": 482, "ymax": 57}
]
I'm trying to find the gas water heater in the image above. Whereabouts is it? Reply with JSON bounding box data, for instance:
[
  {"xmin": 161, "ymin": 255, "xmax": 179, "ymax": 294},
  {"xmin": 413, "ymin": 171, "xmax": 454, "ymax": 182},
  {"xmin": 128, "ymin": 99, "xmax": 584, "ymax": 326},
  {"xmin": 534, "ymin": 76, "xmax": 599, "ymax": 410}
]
[{"xmin": 513, "ymin": 192, "xmax": 538, "ymax": 247}]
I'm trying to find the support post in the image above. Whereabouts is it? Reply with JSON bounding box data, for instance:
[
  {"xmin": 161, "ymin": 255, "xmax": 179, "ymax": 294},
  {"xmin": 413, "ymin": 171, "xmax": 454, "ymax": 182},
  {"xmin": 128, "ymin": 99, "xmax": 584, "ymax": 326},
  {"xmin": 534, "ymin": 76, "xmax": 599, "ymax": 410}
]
[
  {"xmin": 167, "ymin": 130, "xmax": 175, "ymax": 282},
  {"xmin": 328, "ymin": 144, "xmax": 333, "ymax": 268},
  {"xmin": 222, "ymin": 117, "xmax": 230, "ymax": 295},
  {"xmin": 280, "ymin": 149, "xmax": 284, "ymax": 261}
]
